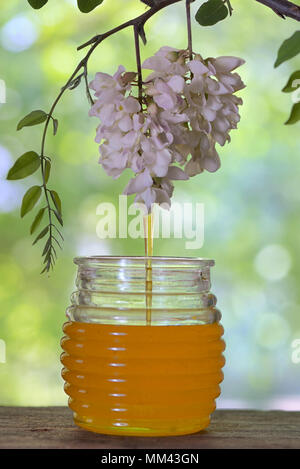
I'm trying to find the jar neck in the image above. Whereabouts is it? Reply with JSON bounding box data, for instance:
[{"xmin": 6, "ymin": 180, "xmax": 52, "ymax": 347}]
[
  {"xmin": 75, "ymin": 256, "xmax": 214, "ymax": 292},
  {"xmin": 67, "ymin": 256, "xmax": 220, "ymax": 325}
]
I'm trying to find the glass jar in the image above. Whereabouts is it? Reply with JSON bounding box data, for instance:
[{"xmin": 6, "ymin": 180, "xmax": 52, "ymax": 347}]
[{"xmin": 61, "ymin": 256, "xmax": 225, "ymax": 436}]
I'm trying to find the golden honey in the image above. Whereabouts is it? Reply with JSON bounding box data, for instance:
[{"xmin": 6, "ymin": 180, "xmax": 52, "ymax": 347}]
[{"xmin": 61, "ymin": 320, "xmax": 225, "ymax": 436}]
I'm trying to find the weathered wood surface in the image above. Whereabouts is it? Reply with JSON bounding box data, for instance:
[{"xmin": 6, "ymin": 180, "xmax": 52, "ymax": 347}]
[{"xmin": 0, "ymin": 407, "xmax": 299, "ymax": 449}]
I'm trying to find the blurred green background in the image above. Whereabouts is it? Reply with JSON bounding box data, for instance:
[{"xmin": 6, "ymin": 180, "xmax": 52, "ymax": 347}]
[{"xmin": 0, "ymin": 0, "xmax": 299, "ymax": 408}]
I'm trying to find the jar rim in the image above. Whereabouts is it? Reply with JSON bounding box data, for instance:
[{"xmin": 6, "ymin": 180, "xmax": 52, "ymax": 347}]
[{"xmin": 74, "ymin": 256, "xmax": 215, "ymax": 268}]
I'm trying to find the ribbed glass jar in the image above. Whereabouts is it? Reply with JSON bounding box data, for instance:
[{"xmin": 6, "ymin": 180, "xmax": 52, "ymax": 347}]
[{"xmin": 61, "ymin": 256, "xmax": 225, "ymax": 436}]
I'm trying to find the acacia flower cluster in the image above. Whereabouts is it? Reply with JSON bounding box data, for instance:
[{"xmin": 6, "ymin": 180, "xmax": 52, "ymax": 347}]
[{"xmin": 89, "ymin": 46, "xmax": 245, "ymax": 211}]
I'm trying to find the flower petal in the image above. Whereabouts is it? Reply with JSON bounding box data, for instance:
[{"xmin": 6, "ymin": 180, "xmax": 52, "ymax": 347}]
[
  {"xmin": 167, "ymin": 166, "xmax": 189, "ymax": 180},
  {"xmin": 123, "ymin": 169, "xmax": 153, "ymax": 195},
  {"xmin": 212, "ymin": 56, "xmax": 245, "ymax": 73}
]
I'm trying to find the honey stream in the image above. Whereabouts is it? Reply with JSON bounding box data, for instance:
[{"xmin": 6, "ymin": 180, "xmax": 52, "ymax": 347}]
[{"xmin": 143, "ymin": 213, "xmax": 153, "ymax": 325}]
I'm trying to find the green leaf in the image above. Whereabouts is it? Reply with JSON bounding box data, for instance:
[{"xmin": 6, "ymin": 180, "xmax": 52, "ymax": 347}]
[
  {"xmin": 40, "ymin": 265, "xmax": 49, "ymax": 274},
  {"xmin": 30, "ymin": 207, "xmax": 46, "ymax": 234},
  {"xmin": 282, "ymin": 71, "xmax": 300, "ymax": 93},
  {"xmin": 6, "ymin": 151, "xmax": 40, "ymax": 180},
  {"xmin": 77, "ymin": 0, "xmax": 104, "ymax": 13},
  {"xmin": 195, "ymin": 0, "xmax": 228, "ymax": 26},
  {"xmin": 44, "ymin": 160, "xmax": 51, "ymax": 184},
  {"xmin": 42, "ymin": 238, "xmax": 51, "ymax": 256},
  {"xmin": 53, "ymin": 119, "xmax": 58, "ymax": 136},
  {"xmin": 285, "ymin": 102, "xmax": 300, "ymax": 125},
  {"xmin": 53, "ymin": 210, "xmax": 63, "ymax": 227},
  {"xmin": 50, "ymin": 190, "xmax": 62, "ymax": 215},
  {"xmin": 43, "ymin": 252, "xmax": 51, "ymax": 264},
  {"xmin": 27, "ymin": 0, "xmax": 48, "ymax": 8},
  {"xmin": 17, "ymin": 110, "xmax": 48, "ymax": 131},
  {"xmin": 21, "ymin": 185, "xmax": 42, "ymax": 218},
  {"xmin": 33, "ymin": 226, "xmax": 49, "ymax": 245},
  {"xmin": 275, "ymin": 31, "xmax": 300, "ymax": 68}
]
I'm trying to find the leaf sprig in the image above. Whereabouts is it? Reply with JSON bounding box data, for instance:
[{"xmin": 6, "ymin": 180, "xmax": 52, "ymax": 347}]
[
  {"xmin": 7, "ymin": 110, "xmax": 64, "ymax": 273},
  {"xmin": 274, "ymin": 31, "xmax": 300, "ymax": 125}
]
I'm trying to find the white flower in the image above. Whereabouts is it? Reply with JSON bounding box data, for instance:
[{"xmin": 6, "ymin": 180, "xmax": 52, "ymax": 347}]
[
  {"xmin": 141, "ymin": 137, "xmax": 172, "ymax": 177},
  {"xmin": 99, "ymin": 145, "xmax": 128, "ymax": 179},
  {"xmin": 143, "ymin": 46, "xmax": 188, "ymax": 80},
  {"xmin": 89, "ymin": 65, "xmax": 129, "ymax": 98},
  {"xmin": 89, "ymin": 48, "xmax": 245, "ymax": 211}
]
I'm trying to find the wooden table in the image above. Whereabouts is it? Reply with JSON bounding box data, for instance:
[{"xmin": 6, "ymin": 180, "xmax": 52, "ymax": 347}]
[{"xmin": 0, "ymin": 407, "xmax": 299, "ymax": 449}]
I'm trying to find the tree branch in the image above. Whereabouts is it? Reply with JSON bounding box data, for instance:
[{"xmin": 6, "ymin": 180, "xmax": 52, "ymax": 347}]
[
  {"xmin": 78, "ymin": 0, "xmax": 184, "ymax": 51},
  {"xmin": 256, "ymin": 0, "xmax": 300, "ymax": 20},
  {"xmin": 186, "ymin": 0, "xmax": 193, "ymax": 60},
  {"xmin": 134, "ymin": 25, "xmax": 143, "ymax": 106}
]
